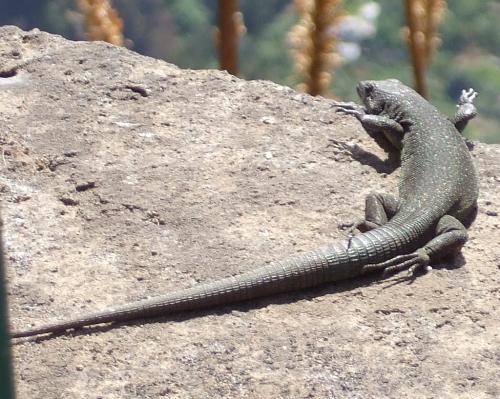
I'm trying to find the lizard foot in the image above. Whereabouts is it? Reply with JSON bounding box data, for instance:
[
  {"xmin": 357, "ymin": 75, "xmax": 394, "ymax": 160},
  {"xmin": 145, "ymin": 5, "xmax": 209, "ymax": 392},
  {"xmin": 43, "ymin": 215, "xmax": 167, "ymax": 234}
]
[
  {"xmin": 458, "ymin": 88, "xmax": 478, "ymax": 105},
  {"xmin": 362, "ymin": 249, "xmax": 431, "ymax": 278}
]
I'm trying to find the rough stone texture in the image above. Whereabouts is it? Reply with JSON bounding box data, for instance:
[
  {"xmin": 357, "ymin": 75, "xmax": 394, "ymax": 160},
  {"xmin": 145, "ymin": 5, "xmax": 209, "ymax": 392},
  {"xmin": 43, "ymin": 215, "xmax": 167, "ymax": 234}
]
[{"xmin": 1, "ymin": 26, "xmax": 499, "ymax": 398}]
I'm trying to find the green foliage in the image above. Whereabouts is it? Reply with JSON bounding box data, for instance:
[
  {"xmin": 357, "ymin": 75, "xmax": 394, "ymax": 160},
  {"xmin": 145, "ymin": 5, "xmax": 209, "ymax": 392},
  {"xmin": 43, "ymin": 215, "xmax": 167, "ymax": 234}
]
[
  {"xmin": 164, "ymin": 0, "xmax": 216, "ymax": 69},
  {"xmin": 0, "ymin": 0, "xmax": 498, "ymax": 142},
  {"xmin": 239, "ymin": 0, "xmax": 290, "ymax": 32},
  {"xmin": 240, "ymin": 7, "xmax": 297, "ymax": 85},
  {"xmin": 167, "ymin": 0, "xmax": 211, "ymax": 33},
  {"xmin": 362, "ymin": 0, "xmax": 406, "ymax": 61},
  {"xmin": 332, "ymin": 0, "xmax": 500, "ymax": 142},
  {"xmin": 43, "ymin": 0, "xmax": 76, "ymax": 37},
  {"xmin": 441, "ymin": 0, "xmax": 500, "ymax": 53}
]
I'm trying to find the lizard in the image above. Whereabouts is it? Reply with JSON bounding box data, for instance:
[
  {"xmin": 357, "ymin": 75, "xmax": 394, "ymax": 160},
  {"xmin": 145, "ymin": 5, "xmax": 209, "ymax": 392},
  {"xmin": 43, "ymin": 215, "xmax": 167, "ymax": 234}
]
[{"xmin": 10, "ymin": 79, "xmax": 479, "ymax": 339}]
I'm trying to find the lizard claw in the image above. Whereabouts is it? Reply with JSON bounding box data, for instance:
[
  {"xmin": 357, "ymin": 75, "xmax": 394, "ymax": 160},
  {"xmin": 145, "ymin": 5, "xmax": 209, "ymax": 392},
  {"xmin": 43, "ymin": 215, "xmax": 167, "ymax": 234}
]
[
  {"xmin": 335, "ymin": 106, "xmax": 365, "ymax": 120},
  {"xmin": 457, "ymin": 88, "xmax": 478, "ymax": 106},
  {"xmin": 332, "ymin": 101, "xmax": 366, "ymax": 120},
  {"xmin": 331, "ymin": 101, "xmax": 359, "ymax": 110},
  {"xmin": 382, "ymin": 248, "xmax": 431, "ymax": 277},
  {"xmin": 362, "ymin": 248, "xmax": 431, "ymax": 278}
]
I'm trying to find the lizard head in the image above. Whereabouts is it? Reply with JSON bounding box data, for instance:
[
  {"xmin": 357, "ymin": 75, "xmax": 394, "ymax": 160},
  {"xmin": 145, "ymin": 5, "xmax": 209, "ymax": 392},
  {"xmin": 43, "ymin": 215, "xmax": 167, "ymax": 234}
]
[{"xmin": 356, "ymin": 79, "xmax": 415, "ymax": 114}]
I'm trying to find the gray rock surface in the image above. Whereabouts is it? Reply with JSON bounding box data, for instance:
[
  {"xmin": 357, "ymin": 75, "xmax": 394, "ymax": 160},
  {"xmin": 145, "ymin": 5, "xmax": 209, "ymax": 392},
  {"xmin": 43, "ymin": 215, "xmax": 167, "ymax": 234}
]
[{"xmin": 1, "ymin": 26, "xmax": 499, "ymax": 398}]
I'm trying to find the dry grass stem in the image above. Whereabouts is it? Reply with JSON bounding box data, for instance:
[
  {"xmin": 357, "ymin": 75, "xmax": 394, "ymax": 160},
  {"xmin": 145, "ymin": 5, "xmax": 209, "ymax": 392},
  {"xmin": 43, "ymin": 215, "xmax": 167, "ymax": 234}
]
[
  {"xmin": 289, "ymin": 0, "xmax": 344, "ymax": 96},
  {"xmin": 405, "ymin": 0, "xmax": 446, "ymax": 97},
  {"xmin": 77, "ymin": 0, "xmax": 124, "ymax": 46},
  {"xmin": 215, "ymin": 0, "xmax": 246, "ymax": 76}
]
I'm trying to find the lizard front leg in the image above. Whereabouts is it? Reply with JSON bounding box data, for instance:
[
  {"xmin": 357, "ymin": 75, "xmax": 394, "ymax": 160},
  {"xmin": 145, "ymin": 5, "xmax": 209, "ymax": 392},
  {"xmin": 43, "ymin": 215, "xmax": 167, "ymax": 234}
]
[
  {"xmin": 335, "ymin": 106, "xmax": 403, "ymax": 237},
  {"xmin": 334, "ymin": 104, "xmax": 404, "ymax": 151},
  {"xmin": 453, "ymin": 88, "xmax": 478, "ymax": 133}
]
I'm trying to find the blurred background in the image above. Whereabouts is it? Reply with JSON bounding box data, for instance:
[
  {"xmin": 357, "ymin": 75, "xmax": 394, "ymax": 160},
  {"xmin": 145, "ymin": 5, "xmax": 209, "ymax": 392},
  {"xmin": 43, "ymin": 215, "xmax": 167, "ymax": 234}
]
[{"xmin": 1, "ymin": 0, "xmax": 499, "ymax": 142}]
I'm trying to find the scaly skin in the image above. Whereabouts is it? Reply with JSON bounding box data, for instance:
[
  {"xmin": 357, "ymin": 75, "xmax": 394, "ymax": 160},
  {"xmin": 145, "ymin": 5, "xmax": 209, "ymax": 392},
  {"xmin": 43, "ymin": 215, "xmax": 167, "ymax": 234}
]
[{"xmin": 11, "ymin": 80, "xmax": 479, "ymax": 339}]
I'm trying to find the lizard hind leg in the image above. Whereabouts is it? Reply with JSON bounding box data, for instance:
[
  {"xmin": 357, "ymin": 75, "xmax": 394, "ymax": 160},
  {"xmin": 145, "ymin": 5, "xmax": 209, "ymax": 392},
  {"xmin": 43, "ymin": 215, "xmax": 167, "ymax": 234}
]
[
  {"xmin": 361, "ymin": 249, "xmax": 430, "ymax": 277},
  {"xmin": 362, "ymin": 215, "xmax": 468, "ymax": 278}
]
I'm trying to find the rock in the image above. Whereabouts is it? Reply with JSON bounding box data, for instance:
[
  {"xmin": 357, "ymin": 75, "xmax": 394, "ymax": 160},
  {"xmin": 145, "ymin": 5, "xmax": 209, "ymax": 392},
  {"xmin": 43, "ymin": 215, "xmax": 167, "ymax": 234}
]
[{"xmin": 1, "ymin": 26, "xmax": 499, "ymax": 399}]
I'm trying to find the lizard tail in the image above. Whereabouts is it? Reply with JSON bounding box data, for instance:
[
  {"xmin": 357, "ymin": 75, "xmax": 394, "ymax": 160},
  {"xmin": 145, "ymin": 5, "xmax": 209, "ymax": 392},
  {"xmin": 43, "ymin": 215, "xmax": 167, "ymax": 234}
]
[
  {"xmin": 10, "ymin": 223, "xmax": 423, "ymax": 339},
  {"xmin": 10, "ymin": 248, "xmax": 354, "ymax": 338}
]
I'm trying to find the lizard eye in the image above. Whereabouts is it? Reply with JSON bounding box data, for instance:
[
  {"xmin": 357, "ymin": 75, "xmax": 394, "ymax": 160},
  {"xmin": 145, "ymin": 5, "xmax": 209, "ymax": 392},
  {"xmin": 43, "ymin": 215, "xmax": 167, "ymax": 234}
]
[
  {"xmin": 364, "ymin": 84, "xmax": 374, "ymax": 98},
  {"xmin": 357, "ymin": 81, "xmax": 374, "ymax": 98}
]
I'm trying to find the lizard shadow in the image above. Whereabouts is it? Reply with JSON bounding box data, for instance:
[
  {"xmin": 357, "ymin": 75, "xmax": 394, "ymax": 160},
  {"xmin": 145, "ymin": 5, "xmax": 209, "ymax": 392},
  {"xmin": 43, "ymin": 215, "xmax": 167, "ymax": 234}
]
[
  {"xmin": 335, "ymin": 136, "xmax": 400, "ymax": 174},
  {"xmin": 352, "ymin": 146, "xmax": 399, "ymax": 174},
  {"xmin": 16, "ymin": 267, "xmax": 419, "ymax": 343},
  {"xmin": 18, "ymin": 254, "xmax": 466, "ymax": 343},
  {"xmin": 21, "ymin": 272, "xmax": 386, "ymax": 343}
]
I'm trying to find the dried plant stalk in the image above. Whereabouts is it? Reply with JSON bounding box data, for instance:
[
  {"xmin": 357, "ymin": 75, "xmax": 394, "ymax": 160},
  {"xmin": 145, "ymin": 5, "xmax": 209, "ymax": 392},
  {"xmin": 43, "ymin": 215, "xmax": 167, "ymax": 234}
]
[
  {"xmin": 215, "ymin": 0, "xmax": 245, "ymax": 76},
  {"xmin": 424, "ymin": 0, "xmax": 446, "ymax": 60},
  {"xmin": 77, "ymin": 0, "xmax": 124, "ymax": 46},
  {"xmin": 289, "ymin": 0, "xmax": 344, "ymax": 96},
  {"xmin": 405, "ymin": 0, "xmax": 446, "ymax": 97}
]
